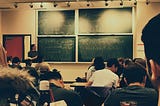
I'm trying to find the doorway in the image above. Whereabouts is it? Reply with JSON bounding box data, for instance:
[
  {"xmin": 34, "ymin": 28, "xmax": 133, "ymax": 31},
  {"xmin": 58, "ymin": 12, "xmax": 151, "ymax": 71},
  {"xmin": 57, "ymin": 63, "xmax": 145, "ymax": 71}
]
[{"xmin": 3, "ymin": 34, "xmax": 31, "ymax": 62}]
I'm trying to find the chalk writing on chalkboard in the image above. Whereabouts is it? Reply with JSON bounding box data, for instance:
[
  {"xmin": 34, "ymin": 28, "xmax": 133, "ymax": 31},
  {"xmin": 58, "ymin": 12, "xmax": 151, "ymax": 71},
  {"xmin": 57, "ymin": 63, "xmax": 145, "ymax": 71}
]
[
  {"xmin": 78, "ymin": 35, "xmax": 133, "ymax": 62},
  {"xmin": 38, "ymin": 37, "xmax": 75, "ymax": 62}
]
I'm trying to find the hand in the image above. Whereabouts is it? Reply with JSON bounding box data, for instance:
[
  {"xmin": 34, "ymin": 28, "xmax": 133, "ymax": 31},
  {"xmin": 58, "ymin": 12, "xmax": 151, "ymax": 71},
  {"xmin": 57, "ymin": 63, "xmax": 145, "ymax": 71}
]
[{"xmin": 149, "ymin": 60, "xmax": 160, "ymax": 89}]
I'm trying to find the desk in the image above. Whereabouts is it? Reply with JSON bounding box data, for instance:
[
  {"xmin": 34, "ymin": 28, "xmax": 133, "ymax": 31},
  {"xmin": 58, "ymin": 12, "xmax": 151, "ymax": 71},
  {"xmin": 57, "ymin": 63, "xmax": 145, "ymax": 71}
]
[{"xmin": 70, "ymin": 82, "xmax": 87, "ymax": 87}]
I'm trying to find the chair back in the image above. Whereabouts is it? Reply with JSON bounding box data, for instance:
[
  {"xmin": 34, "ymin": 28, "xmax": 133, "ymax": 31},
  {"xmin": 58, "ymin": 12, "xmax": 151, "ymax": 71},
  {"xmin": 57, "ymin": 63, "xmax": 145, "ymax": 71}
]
[{"xmin": 87, "ymin": 86, "xmax": 112, "ymax": 98}]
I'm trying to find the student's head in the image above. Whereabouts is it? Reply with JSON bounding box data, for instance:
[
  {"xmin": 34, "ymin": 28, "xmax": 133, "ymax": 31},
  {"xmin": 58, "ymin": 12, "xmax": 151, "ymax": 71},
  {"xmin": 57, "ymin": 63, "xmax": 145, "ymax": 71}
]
[
  {"xmin": 124, "ymin": 62, "xmax": 147, "ymax": 85},
  {"xmin": 93, "ymin": 57, "xmax": 105, "ymax": 70},
  {"xmin": 133, "ymin": 58, "xmax": 146, "ymax": 69},
  {"xmin": 42, "ymin": 69, "xmax": 64, "ymax": 88},
  {"xmin": 43, "ymin": 69, "xmax": 62, "ymax": 80},
  {"xmin": 0, "ymin": 66, "xmax": 34, "ymax": 100},
  {"xmin": 12, "ymin": 57, "xmax": 21, "ymax": 64},
  {"xmin": 24, "ymin": 59, "xmax": 32, "ymax": 66},
  {"xmin": 141, "ymin": 14, "xmax": 160, "ymax": 65},
  {"xmin": 106, "ymin": 58, "xmax": 119, "ymax": 73},
  {"xmin": 118, "ymin": 57, "xmax": 125, "ymax": 66},
  {"xmin": 123, "ymin": 58, "xmax": 132, "ymax": 68}
]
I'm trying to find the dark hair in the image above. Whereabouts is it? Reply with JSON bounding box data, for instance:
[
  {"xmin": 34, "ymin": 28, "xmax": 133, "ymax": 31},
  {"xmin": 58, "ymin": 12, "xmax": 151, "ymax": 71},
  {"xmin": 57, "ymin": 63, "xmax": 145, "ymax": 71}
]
[
  {"xmin": 30, "ymin": 44, "xmax": 35, "ymax": 50},
  {"xmin": 42, "ymin": 69, "xmax": 62, "ymax": 80},
  {"xmin": 141, "ymin": 13, "xmax": 160, "ymax": 65},
  {"xmin": 106, "ymin": 58, "xmax": 119, "ymax": 68},
  {"xmin": 124, "ymin": 62, "xmax": 147, "ymax": 84},
  {"xmin": 118, "ymin": 57, "xmax": 124, "ymax": 64},
  {"xmin": 12, "ymin": 57, "xmax": 21, "ymax": 63},
  {"xmin": 93, "ymin": 57, "xmax": 105, "ymax": 70},
  {"xmin": 24, "ymin": 59, "xmax": 32, "ymax": 66},
  {"xmin": 124, "ymin": 58, "xmax": 132, "ymax": 66},
  {"xmin": 133, "ymin": 58, "xmax": 146, "ymax": 69},
  {"xmin": 7, "ymin": 56, "xmax": 12, "ymax": 62}
]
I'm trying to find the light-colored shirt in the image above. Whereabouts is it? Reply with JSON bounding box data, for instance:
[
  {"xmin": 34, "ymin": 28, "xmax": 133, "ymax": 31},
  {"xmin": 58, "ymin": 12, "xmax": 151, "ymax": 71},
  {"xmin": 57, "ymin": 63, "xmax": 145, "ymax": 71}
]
[{"xmin": 89, "ymin": 68, "xmax": 119, "ymax": 88}]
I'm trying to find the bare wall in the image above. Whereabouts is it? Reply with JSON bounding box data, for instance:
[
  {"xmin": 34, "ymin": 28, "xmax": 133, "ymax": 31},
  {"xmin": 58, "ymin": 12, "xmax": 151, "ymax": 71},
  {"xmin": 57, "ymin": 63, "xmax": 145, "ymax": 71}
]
[{"xmin": 135, "ymin": 2, "xmax": 160, "ymax": 58}]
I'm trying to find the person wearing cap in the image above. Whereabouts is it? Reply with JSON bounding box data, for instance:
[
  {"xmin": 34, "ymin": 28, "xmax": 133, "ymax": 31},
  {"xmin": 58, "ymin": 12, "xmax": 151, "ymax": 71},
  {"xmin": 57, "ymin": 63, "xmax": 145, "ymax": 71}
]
[{"xmin": 141, "ymin": 13, "xmax": 160, "ymax": 106}]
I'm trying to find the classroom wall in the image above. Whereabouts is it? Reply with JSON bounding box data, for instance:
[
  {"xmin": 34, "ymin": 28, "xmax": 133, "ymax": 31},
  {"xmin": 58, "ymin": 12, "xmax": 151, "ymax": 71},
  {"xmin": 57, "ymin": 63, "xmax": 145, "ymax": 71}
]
[
  {"xmin": 1, "ymin": 10, "xmax": 36, "ymax": 43},
  {"xmin": 135, "ymin": 2, "xmax": 160, "ymax": 58},
  {"xmin": 1, "ymin": 1, "xmax": 160, "ymax": 81}
]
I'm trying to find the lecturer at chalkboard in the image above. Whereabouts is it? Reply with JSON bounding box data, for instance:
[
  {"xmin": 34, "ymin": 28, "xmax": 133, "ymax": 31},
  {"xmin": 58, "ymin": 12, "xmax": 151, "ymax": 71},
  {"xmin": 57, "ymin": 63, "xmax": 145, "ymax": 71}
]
[{"xmin": 28, "ymin": 44, "xmax": 39, "ymax": 63}]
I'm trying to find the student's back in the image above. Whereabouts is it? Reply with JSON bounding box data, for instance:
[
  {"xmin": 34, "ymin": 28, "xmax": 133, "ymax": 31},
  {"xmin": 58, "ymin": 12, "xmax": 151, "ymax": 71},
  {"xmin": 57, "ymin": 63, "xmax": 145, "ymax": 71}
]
[{"xmin": 104, "ymin": 62, "xmax": 158, "ymax": 106}]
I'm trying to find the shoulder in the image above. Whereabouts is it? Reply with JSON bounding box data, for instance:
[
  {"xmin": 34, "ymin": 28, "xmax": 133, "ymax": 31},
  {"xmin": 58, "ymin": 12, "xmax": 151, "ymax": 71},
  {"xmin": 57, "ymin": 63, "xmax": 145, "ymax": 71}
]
[
  {"xmin": 143, "ymin": 87, "xmax": 158, "ymax": 95},
  {"xmin": 106, "ymin": 69, "xmax": 119, "ymax": 77}
]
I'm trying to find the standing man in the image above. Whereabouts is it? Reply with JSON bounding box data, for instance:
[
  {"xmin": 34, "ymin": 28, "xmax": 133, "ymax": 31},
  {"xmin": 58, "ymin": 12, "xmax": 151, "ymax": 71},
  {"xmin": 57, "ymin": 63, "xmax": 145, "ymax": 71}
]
[{"xmin": 28, "ymin": 44, "xmax": 38, "ymax": 63}]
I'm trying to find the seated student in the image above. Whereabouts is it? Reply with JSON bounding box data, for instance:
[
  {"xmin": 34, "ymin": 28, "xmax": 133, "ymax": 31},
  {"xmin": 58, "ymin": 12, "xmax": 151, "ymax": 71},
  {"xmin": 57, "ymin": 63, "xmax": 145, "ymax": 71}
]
[
  {"xmin": 41, "ymin": 69, "xmax": 83, "ymax": 106},
  {"xmin": 9, "ymin": 56, "xmax": 23, "ymax": 70},
  {"xmin": 104, "ymin": 62, "xmax": 158, "ymax": 106},
  {"xmin": 119, "ymin": 58, "xmax": 133, "ymax": 87},
  {"xmin": 23, "ymin": 59, "xmax": 39, "ymax": 86},
  {"xmin": 28, "ymin": 44, "xmax": 39, "ymax": 63},
  {"xmin": 133, "ymin": 58, "xmax": 153, "ymax": 88},
  {"xmin": 86, "ymin": 57, "xmax": 119, "ymax": 88}
]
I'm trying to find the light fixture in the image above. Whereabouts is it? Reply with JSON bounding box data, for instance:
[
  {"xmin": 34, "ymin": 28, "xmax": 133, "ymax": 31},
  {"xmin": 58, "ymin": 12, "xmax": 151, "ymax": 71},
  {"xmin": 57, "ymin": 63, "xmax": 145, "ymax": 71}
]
[
  {"xmin": 40, "ymin": 2, "xmax": 43, "ymax": 8},
  {"xmin": 105, "ymin": 0, "xmax": 108, "ymax": 6},
  {"xmin": 120, "ymin": 0, "xmax": 123, "ymax": 6},
  {"xmin": 67, "ymin": 1, "xmax": 71, "ymax": 7},
  {"xmin": 53, "ymin": 1, "xmax": 58, "ymax": 7},
  {"xmin": 146, "ymin": 0, "xmax": 150, "ymax": 5},
  {"xmin": 14, "ymin": 3, "xmax": 18, "ymax": 8},
  {"xmin": 134, "ymin": 0, "xmax": 137, "ymax": 5},
  {"xmin": 87, "ymin": 0, "xmax": 90, "ymax": 7},
  {"xmin": 29, "ymin": 3, "xmax": 33, "ymax": 8}
]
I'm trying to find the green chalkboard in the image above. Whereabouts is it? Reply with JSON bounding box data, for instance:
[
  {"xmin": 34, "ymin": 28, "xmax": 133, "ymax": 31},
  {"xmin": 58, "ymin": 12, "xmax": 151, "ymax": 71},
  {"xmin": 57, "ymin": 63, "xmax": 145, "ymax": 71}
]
[
  {"xmin": 38, "ymin": 37, "xmax": 75, "ymax": 62},
  {"xmin": 38, "ymin": 10, "xmax": 75, "ymax": 35},
  {"xmin": 78, "ymin": 35, "xmax": 133, "ymax": 62},
  {"xmin": 79, "ymin": 8, "xmax": 132, "ymax": 34}
]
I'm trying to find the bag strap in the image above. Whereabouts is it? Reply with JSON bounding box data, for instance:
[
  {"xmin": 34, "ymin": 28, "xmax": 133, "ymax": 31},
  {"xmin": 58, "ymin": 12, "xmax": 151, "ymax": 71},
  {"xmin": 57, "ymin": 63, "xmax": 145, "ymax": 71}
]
[{"xmin": 49, "ymin": 89, "xmax": 54, "ymax": 102}]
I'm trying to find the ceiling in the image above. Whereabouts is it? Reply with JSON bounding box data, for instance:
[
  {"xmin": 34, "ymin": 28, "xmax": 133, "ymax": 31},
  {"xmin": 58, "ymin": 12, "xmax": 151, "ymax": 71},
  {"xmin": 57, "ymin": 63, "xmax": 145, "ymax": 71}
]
[{"xmin": 0, "ymin": 0, "xmax": 159, "ymax": 10}]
